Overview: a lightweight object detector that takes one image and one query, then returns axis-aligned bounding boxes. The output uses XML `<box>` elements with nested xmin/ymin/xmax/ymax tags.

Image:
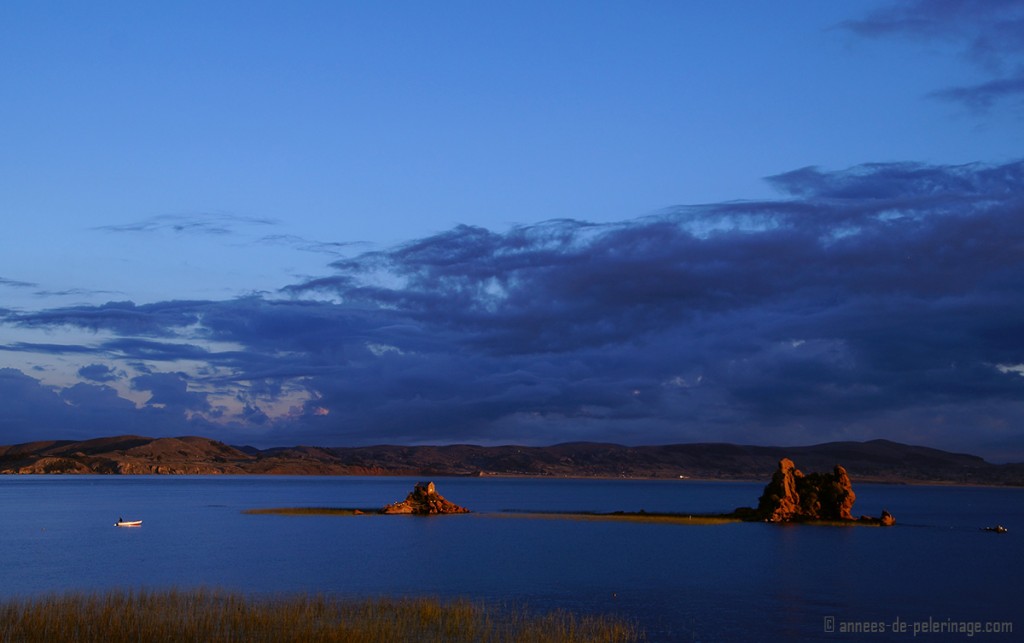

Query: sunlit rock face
<box><xmin>755</xmin><ymin>458</ymin><xmax>863</xmax><ymax>522</ymax></box>
<box><xmin>379</xmin><ymin>481</ymin><xmax>471</xmax><ymax>515</ymax></box>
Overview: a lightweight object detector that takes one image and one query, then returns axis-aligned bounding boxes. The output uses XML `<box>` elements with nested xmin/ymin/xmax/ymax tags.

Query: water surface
<box><xmin>1</xmin><ymin>476</ymin><xmax>1019</xmax><ymax>641</ymax></box>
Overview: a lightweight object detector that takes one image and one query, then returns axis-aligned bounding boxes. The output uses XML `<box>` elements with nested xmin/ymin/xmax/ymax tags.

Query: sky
<box><xmin>1</xmin><ymin>1</ymin><xmax>1023</xmax><ymax>460</ymax></box>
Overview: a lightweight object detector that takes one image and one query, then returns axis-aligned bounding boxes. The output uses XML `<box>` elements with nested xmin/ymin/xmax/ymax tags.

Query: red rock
<box><xmin>753</xmin><ymin>458</ymin><xmax>891</xmax><ymax>524</ymax></box>
<box><xmin>379</xmin><ymin>481</ymin><xmax>470</xmax><ymax>515</ymax></box>
<box><xmin>756</xmin><ymin>458</ymin><xmax>803</xmax><ymax>522</ymax></box>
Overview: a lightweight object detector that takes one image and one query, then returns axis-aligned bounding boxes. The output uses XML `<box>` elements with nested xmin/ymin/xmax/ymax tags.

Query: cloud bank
<box><xmin>2</xmin><ymin>161</ymin><xmax>1023</xmax><ymax>459</ymax></box>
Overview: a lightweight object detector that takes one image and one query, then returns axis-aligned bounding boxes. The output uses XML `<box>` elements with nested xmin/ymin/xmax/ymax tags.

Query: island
<box><xmin>246</xmin><ymin>481</ymin><xmax>471</xmax><ymax>517</ymax></box>
<box><xmin>380</xmin><ymin>481</ymin><xmax>471</xmax><ymax>515</ymax></box>
<box><xmin>731</xmin><ymin>458</ymin><xmax>895</xmax><ymax>525</ymax></box>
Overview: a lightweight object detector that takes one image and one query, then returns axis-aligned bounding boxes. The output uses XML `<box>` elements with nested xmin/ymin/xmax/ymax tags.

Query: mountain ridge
<box><xmin>1</xmin><ymin>434</ymin><xmax>1021</xmax><ymax>485</ymax></box>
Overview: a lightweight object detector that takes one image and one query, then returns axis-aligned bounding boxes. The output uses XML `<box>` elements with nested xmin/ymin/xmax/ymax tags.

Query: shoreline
<box><xmin>6</xmin><ymin>470</ymin><xmax>1022</xmax><ymax>489</ymax></box>
<box><xmin>4</xmin><ymin>435</ymin><xmax>1021</xmax><ymax>486</ymax></box>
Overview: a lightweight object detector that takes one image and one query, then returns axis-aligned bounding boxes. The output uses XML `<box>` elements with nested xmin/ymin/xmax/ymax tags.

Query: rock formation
<box><xmin>379</xmin><ymin>481</ymin><xmax>470</xmax><ymax>515</ymax></box>
<box><xmin>752</xmin><ymin>458</ymin><xmax>892</xmax><ymax>525</ymax></box>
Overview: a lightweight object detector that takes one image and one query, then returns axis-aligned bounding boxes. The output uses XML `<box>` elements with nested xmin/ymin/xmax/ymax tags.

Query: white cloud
<box><xmin>367</xmin><ymin>342</ymin><xmax>405</xmax><ymax>357</ymax></box>
<box><xmin>997</xmin><ymin>363</ymin><xmax>1024</xmax><ymax>376</ymax></box>
<box><xmin>663</xmin><ymin>374</ymin><xmax>702</xmax><ymax>389</ymax></box>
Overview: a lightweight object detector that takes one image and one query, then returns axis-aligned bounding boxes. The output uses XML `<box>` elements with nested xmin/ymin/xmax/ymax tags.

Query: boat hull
<box><xmin>114</xmin><ymin>521</ymin><xmax>142</xmax><ymax>527</ymax></box>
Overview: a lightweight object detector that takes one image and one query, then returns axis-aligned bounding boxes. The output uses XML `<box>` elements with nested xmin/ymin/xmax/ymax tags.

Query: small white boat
<box><xmin>114</xmin><ymin>520</ymin><xmax>142</xmax><ymax>527</ymax></box>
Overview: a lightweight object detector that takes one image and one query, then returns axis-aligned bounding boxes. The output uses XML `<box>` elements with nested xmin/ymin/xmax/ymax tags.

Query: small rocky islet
<box><xmin>378</xmin><ymin>481</ymin><xmax>471</xmax><ymax>515</ymax></box>
<box><xmin>730</xmin><ymin>457</ymin><xmax>895</xmax><ymax>525</ymax></box>
<box><xmin>244</xmin><ymin>480</ymin><xmax>471</xmax><ymax>517</ymax></box>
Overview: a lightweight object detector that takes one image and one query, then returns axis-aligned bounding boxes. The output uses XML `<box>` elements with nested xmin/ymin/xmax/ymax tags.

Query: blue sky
<box><xmin>2</xmin><ymin>1</ymin><xmax>1023</xmax><ymax>459</ymax></box>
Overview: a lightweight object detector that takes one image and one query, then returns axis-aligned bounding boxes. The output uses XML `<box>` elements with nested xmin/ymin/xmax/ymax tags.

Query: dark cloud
<box><xmin>3</xmin><ymin>300</ymin><xmax>207</xmax><ymax>336</ymax></box>
<box><xmin>843</xmin><ymin>0</ymin><xmax>1024</xmax><ymax>111</ymax></box>
<box><xmin>0</xmin><ymin>368</ymin><xmax>73</xmax><ymax>440</ymax></box>
<box><xmin>765</xmin><ymin>161</ymin><xmax>1024</xmax><ymax>200</ymax></box>
<box><xmin>0</xmin><ymin>369</ymin><xmax>195</xmax><ymax>443</ymax></box>
<box><xmin>32</xmin><ymin>288</ymin><xmax>124</xmax><ymax>299</ymax></box>
<box><xmin>256</xmin><ymin>233</ymin><xmax>369</xmax><ymax>256</ymax></box>
<box><xmin>842</xmin><ymin>0</ymin><xmax>1024</xmax><ymax>62</ymax></box>
<box><xmin>0</xmin><ymin>277</ymin><xmax>37</xmax><ymax>288</ymax></box>
<box><xmin>131</xmin><ymin>372</ymin><xmax>211</xmax><ymax>412</ymax></box>
<box><xmin>276</xmin><ymin>160</ymin><xmax>1024</xmax><ymax>456</ymax></box>
<box><xmin>77</xmin><ymin>364</ymin><xmax>121</xmax><ymax>383</ymax></box>
<box><xmin>0</xmin><ymin>342</ymin><xmax>101</xmax><ymax>355</ymax></box>
<box><xmin>61</xmin><ymin>382</ymin><xmax>137</xmax><ymax>413</ymax></box>
<box><xmin>101</xmin><ymin>338</ymin><xmax>213</xmax><ymax>363</ymax></box>
<box><xmin>929</xmin><ymin>74</ymin><xmax>1024</xmax><ymax>110</ymax></box>
<box><xmin>1</xmin><ymin>160</ymin><xmax>1023</xmax><ymax>460</ymax></box>
<box><xmin>238</xmin><ymin>402</ymin><xmax>270</xmax><ymax>426</ymax></box>
<box><xmin>95</xmin><ymin>213</ymin><xmax>278</xmax><ymax>236</ymax></box>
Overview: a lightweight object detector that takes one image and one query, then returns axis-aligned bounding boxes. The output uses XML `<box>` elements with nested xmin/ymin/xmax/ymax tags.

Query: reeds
<box><xmin>243</xmin><ymin>506</ymin><xmax>742</xmax><ymax>524</ymax></box>
<box><xmin>495</xmin><ymin>511</ymin><xmax>742</xmax><ymax>525</ymax></box>
<box><xmin>0</xmin><ymin>589</ymin><xmax>644</xmax><ymax>642</ymax></box>
<box><xmin>242</xmin><ymin>507</ymin><xmax>369</xmax><ymax>515</ymax></box>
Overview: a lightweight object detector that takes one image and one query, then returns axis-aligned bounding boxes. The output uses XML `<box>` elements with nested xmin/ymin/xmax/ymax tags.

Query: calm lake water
<box><xmin>0</xmin><ymin>476</ymin><xmax>1020</xmax><ymax>641</ymax></box>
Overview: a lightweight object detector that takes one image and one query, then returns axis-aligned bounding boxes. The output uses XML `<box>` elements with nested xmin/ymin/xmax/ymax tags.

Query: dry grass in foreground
<box><xmin>0</xmin><ymin>588</ymin><xmax>644</xmax><ymax>643</ymax></box>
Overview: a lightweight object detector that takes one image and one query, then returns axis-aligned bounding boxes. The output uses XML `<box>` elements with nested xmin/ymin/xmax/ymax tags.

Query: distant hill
<box><xmin>1</xmin><ymin>435</ymin><xmax>1021</xmax><ymax>485</ymax></box>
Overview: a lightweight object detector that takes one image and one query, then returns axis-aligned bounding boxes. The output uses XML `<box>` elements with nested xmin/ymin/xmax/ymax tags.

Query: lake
<box><xmin>0</xmin><ymin>476</ymin><xmax>1019</xmax><ymax>641</ymax></box>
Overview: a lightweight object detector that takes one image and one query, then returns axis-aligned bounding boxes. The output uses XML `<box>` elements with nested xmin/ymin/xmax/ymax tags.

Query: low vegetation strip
<box><xmin>0</xmin><ymin>589</ymin><xmax>644</xmax><ymax>643</ymax></box>
<box><xmin>500</xmin><ymin>511</ymin><xmax>743</xmax><ymax>525</ymax></box>
<box><xmin>242</xmin><ymin>507</ymin><xmax>369</xmax><ymax>516</ymax></box>
<box><xmin>243</xmin><ymin>506</ymin><xmax>740</xmax><ymax>524</ymax></box>
<box><xmin>243</xmin><ymin>506</ymin><xmax>891</xmax><ymax>527</ymax></box>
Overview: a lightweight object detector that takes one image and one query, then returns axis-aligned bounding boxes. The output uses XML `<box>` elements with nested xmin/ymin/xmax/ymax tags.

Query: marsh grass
<box><xmin>243</xmin><ymin>506</ymin><xmax>741</xmax><ymax>525</ymax></box>
<box><xmin>0</xmin><ymin>589</ymin><xmax>643</xmax><ymax>642</ymax></box>
<box><xmin>242</xmin><ymin>507</ymin><xmax>372</xmax><ymax>516</ymax></box>
<box><xmin>496</xmin><ymin>511</ymin><xmax>743</xmax><ymax>525</ymax></box>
